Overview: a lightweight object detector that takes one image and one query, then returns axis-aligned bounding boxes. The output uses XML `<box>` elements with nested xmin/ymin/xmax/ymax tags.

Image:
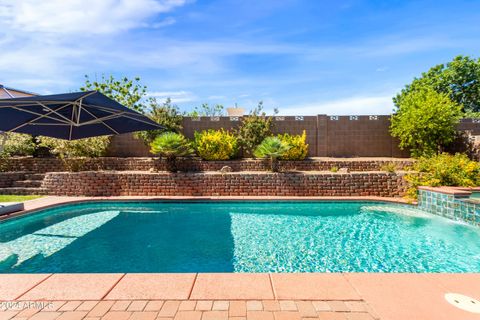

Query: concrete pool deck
<box><xmin>2</xmin><ymin>196</ymin><xmax>480</xmax><ymax>320</ymax></box>
<box><xmin>2</xmin><ymin>273</ymin><xmax>480</xmax><ymax>320</ymax></box>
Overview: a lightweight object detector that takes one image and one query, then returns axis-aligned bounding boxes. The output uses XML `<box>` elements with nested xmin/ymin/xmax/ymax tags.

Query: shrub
<box><xmin>278</xmin><ymin>131</ymin><xmax>308</xmax><ymax>160</ymax></box>
<box><xmin>236</xmin><ymin>102</ymin><xmax>276</xmax><ymax>157</ymax></box>
<box><xmin>136</xmin><ymin>97</ymin><xmax>184</xmax><ymax>144</ymax></box>
<box><xmin>0</xmin><ymin>133</ymin><xmax>36</xmax><ymax>156</ymax></box>
<box><xmin>405</xmin><ymin>153</ymin><xmax>480</xmax><ymax>199</ymax></box>
<box><xmin>330</xmin><ymin>166</ymin><xmax>339</xmax><ymax>173</ymax></box>
<box><xmin>39</xmin><ymin>136</ymin><xmax>111</xmax><ymax>158</ymax></box>
<box><xmin>253</xmin><ymin>137</ymin><xmax>291</xmax><ymax>172</ymax></box>
<box><xmin>194</xmin><ymin>129</ymin><xmax>238</xmax><ymax>160</ymax></box>
<box><xmin>390</xmin><ymin>86</ymin><xmax>462</xmax><ymax>157</ymax></box>
<box><xmin>150</xmin><ymin>132</ymin><xmax>194</xmax><ymax>172</ymax></box>
<box><xmin>380</xmin><ymin>162</ymin><xmax>397</xmax><ymax>173</ymax></box>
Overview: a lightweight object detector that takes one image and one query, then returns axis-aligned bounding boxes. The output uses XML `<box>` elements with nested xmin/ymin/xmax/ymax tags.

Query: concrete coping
<box><xmin>418</xmin><ymin>186</ymin><xmax>480</xmax><ymax>197</ymax></box>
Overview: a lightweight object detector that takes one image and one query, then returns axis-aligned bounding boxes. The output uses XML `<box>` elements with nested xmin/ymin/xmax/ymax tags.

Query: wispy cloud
<box><xmin>148</xmin><ymin>90</ymin><xmax>197</xmax><ymax>103</ymax></box>
<box><xmin>0</xmin><ymin>0</ymin><xmax>188</xmax><ymax>34</ymax></box>
<box><xmin>279</xmin><ymin>95</ymin><xmax>395</xmax><ymax>116</ymax></box>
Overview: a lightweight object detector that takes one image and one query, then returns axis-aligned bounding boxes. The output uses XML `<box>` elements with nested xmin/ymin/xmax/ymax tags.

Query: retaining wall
<box><xmin>3</xmin><ymin>157</ymin><xmax>414</xmax><ymax>173</ymax></box>
<box><xmin>42</xmin><ymin>171</ymin><xmax>407</xmax><ymax>197</ymax></box>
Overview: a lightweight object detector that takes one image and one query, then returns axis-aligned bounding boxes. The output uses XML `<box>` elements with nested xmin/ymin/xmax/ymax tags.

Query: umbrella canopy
<box><xmin>0</xmin><ymin>91</ymin><xmax>162</xmax><ymax>140</ymax></box>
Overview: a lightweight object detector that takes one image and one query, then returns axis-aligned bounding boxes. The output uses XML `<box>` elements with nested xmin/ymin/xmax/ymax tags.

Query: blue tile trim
<box><xmin>418</xmin><ymin>189</ymin><xmax>480</xmax><ymax>226</ymax></box>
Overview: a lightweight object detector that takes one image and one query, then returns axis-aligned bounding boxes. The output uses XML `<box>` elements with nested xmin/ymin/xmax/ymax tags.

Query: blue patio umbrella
<box><xmin>0</xmin><ymin>91</ymin><xmax>162</xmax><ymax>140</ymax></box>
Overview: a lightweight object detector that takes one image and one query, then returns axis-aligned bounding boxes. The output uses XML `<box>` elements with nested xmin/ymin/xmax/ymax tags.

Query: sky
<box><xmin>1</xmin><ymin>0</ymin><xmax>479</xmax><ymax>115</ymax></box>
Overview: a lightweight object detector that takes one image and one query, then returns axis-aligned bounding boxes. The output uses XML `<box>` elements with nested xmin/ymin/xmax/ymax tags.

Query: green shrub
<box><xmin>194</xmin><ymin>129</ymin><xmax>238</xmax><ymax>160</ymax></box>
<box><xmin>236</xmin><ymin>102</ymin><xmax>276</xmax><ymax>157</ymax></box>
<box><xmin>330</xmin><ymin>166</ymin><xmax>339</xmax><ymax>173</ymax></box>
<box><xmin>405</xmin><ymin>153</ymin><xmax>480</xmax><ymax>199</ymax></box>
<box><xmin>254</xmin><ymin>137</ymin><xmax>291</xmax><ymax>172</ymax></box>
<box><xmin>1</xmin><ymin>133</ymin><xmax>36</xmax><ymax>156</ymax></box>
<box><xmin>39</xmin><ymin>136</ymin><xmax>111</xmax><ymax>158</ymax></box>
<box><xmin>380</xmin><ymin>162</ymin><xmax>397</xmax><ymax>173</ymax></box>
<box><xmin>390</xmin><ymin>86</ymin><xmax>462</xmax><ymax>157</ymax></box>
<box><xmin>150</xmin><ymin>132</ymin><xmax>194</xmax><ymax>172</ymax></box>
<box><xmin>278</xmin><ymin>131</ymin><xmax>308</xmax><ymax>160</ymax></box>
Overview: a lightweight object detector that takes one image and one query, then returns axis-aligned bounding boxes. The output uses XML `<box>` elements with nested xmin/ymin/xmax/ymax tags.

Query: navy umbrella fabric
<box><xmin>0</xmin><ymin>91</ymin><xmax>162</xmax><ymax>140</ymax></box>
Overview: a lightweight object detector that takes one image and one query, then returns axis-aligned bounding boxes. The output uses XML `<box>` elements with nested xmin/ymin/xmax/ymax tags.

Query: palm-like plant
<box><xmin>253</xmin><ymin>137</ymin><xmax>291</xmax><ymax>172</ymax></box>
<box><xmin>150</xmin><ymin>132</ymin><xmax>194</xmax><ymax>172</ymax></box>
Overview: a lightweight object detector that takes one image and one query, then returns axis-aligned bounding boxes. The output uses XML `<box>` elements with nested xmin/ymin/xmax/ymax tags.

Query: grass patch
<box><xmin>0</xmin><ymin>195</ymin><xmax>43</xmax><ymax>202</ymax></box>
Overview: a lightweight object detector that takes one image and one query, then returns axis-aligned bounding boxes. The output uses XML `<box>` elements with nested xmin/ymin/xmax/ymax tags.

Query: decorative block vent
<box><xmin>275</xmin><ymin>116</ymin><xmax>285</xmax><ymax>121</ymax></box>
<box><xmin>369</xmin><ymin>115</ymin><xmax>378</xmax><ymax>120</ymax></box>
<box><xmin>229</xmin><ymin>116</ymin><xmax>239</xmax><ymax>121</ymax></box>
<box><xmin>330</xmin><ymin>116</ymin><xmax>339</xmax><ymax>121</ymax></box>
<box><xmin>295</xmin><ymin>116</ymin><xmax>304</xmax><ymax>121</ymax></box>
<box><xmin>210</xmin><ymin>116</ymin><xmax>220</xmax><ymax>121</ymax></box>
<box><xmin>349</xmin><ymin>116</ymin><xmax>358</xmax><ymax>121</ymax></box>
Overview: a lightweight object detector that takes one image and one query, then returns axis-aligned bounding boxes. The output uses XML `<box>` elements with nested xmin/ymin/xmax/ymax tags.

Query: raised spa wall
<box><xmin>418</xmin><ymin>186</ymin><xmax>480</xmax><ymax>226</ymax></box>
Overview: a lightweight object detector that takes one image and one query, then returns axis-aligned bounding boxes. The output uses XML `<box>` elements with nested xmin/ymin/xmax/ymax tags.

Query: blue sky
<box><xmin>1</xmin><ymin>0</ymin><xmax>479</xmax><ymax>115</ymax></box>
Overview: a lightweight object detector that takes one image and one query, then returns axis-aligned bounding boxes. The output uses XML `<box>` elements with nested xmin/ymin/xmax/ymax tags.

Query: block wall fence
<box><xmin>107</xmin><ymin>115</ymin><xmax>480</xmax><ymax>158</ymax></box>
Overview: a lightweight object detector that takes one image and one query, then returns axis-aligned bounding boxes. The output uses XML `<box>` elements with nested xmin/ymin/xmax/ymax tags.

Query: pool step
<box><xmin>24</xmin><ymin>173</ymin><xmax>46</xmax><ymax>181</ymax></box>
<box><xmin>2</xmin><ymin>173</ymin><xmax>47</xmax><ymax>195</ymax></box>
<box><xmin>12</xmin><ymin>180</ymin><xmax>43</xmax><ymax>188</ymax></box>
<box><xmin>0</xmin><ymin>187</ymin><xmax>48</xmax><ymax>195</ymax></box>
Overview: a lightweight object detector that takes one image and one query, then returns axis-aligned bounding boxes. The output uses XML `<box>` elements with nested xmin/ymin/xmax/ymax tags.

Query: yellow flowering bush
<box><xmin>278</xmin><ymin>130</ymin><xmax>309</xmax><ymax>160</ymax></box>
<box><xmin>405</xmin><ymin>153</ymin><xmax>480</xmax><ymax>199</ymax></box>
<box><xmin>194</xmin><ymin>129</ymin><xmax>238</xmax><ymax>160</ymax></box>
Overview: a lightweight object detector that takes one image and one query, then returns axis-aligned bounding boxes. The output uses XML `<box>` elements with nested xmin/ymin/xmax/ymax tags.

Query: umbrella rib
<box><xmin>69</xmin><ymin>103</ymin><xmax>76</xmax><ymax>140</ymax></box>
<box><xmin>78</xmin><ymin>112</ymin><xmax>126</xmax><ymax>126</ymax></box>
<box><xmin>36</xmin><ymin>102</ymin><xmax>76</xmax><ymax>124</ymax></box>
<box><xmin>80</xmin><ymin>107</ymin><xmax>120</xmax><ymax>135</ymax></box>
<box><xmin>121</xmin><ymin>114</ymin><xmax>162</xmax><ymax>127</ymax></box>
<box><xmin>6</xmin><ymin>106</ymin><xmax>71</xmax><ymax>124</ymax></box>
<box><xmin>8</xmin><ymin>104</ymin><xmax>73</xmax><ymax>132</ymax></box>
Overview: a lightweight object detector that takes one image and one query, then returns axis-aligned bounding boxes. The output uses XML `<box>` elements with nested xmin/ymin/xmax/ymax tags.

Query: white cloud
<box><xmin>148</xmin><ymin>90</ymin><xmax>197</xmax><ymax>103</ymax></box>
<box><xmin>279</xmin><ymin>95</ymin><xmax>395</xmax><ymax>116</ymax></box>
<box><xmin>0</xmin><ymin>0</ymin><xmax>188</xmax><ymax>34</ymax></box>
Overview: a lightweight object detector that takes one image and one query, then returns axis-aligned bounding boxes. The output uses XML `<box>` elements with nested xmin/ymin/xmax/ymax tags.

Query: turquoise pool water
<box><xmin>1</xmin><ymin>201</ymin><xmax>480</xmax><ymax>273</ymax></box>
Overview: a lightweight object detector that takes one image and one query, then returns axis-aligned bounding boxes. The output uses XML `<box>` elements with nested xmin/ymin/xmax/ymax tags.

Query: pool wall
<box><xmin>418</xmin><ymin>186</ymin><xmax>480</xmax><ymax>226</ymax></box>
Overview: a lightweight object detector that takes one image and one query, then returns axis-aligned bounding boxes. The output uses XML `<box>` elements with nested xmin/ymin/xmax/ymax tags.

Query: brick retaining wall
<box><xmin>4</xmin><ymin>157</ymin><xmax>414</xmax><ymax>173</ymax></box>
<box><xmin>0</xmin><ymin>172</ymin><xmax>25</xmax><ymax>187</ymax></box>
<box><xmin>42</xmin><ymin>171</ymin><xmax>407</xmax><ymax>197</ymax></box>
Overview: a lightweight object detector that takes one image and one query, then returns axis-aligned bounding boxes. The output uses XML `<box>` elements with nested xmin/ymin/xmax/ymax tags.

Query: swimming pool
<box><xmin>1</xmin><ymin>201</ymin><xmax>480</xmax><ymax>273</ymax></box>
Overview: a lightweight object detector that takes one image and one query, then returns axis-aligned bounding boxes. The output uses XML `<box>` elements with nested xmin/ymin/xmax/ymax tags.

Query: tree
<box><xmin>394</xmin><ymin>55</ymin><xmax>480</xmax><ymax>113</ymax></box>
<box><xmin>390</xmin><ymin>86</ymin><xmax>462</xmax><ymax>157</ymax></box>
<box><xmin>81</xmin><ymin>74</ymin><xmax>147</xmax><ymax>113</ymax></box>
<box><xmin>190</xmin><ymin>103</ymin><xmax>225</xmax><ymax>117</ymax></box>
<box><xmin>136</xmin><ymin>98</ymin><xmax>184</xmax><ymax>144</ymax></box>
<box><xmin>235</xmin><ymin>102</ymin><xmax>277</xmax><ymax>157</ymax></box>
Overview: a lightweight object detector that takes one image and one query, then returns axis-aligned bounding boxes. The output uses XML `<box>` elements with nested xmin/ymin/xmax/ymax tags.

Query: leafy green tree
<box><xmin>136</xmin><ymin>98</ymin><xmax>184</xmax><ymax>144</ymax></box>
<box><xmin>254</xmin><ymin>137</ymin><xmax>291</xmax><ymax>172</ymax></box>
<box><xmin>394</xmin><ymin>55</ymin><xmax>480</xmax><ymax>113</ymax></box>
<box><xmin>390</xmin><ymin>86</ymin><xmax>462</xmax><ymax>157</ymax></box>
<box><xmin>81</xmin><ymin>74</ymin><xmax>147</xmax><ymax>112</ymax></box>
<box><xmin>235</xmin><ymin>102</ymin><xmax>277</xmax><ymax>157</ymax></box>
<box><xmin>190</xmin><ymin>103</ymin><xmax>225</xmax><ymax>117</ymax></box>
<box><xmin>150</xmin><ymin>132</ymin><xmax>194</xmax><ymax>172</ymax></box>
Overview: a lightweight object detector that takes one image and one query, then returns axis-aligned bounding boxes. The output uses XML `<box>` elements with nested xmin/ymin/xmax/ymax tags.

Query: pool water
<box><xmin>1</xmin><ymin>201</ymin><xmax>480</xmax><ymax>273</ymax></box>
